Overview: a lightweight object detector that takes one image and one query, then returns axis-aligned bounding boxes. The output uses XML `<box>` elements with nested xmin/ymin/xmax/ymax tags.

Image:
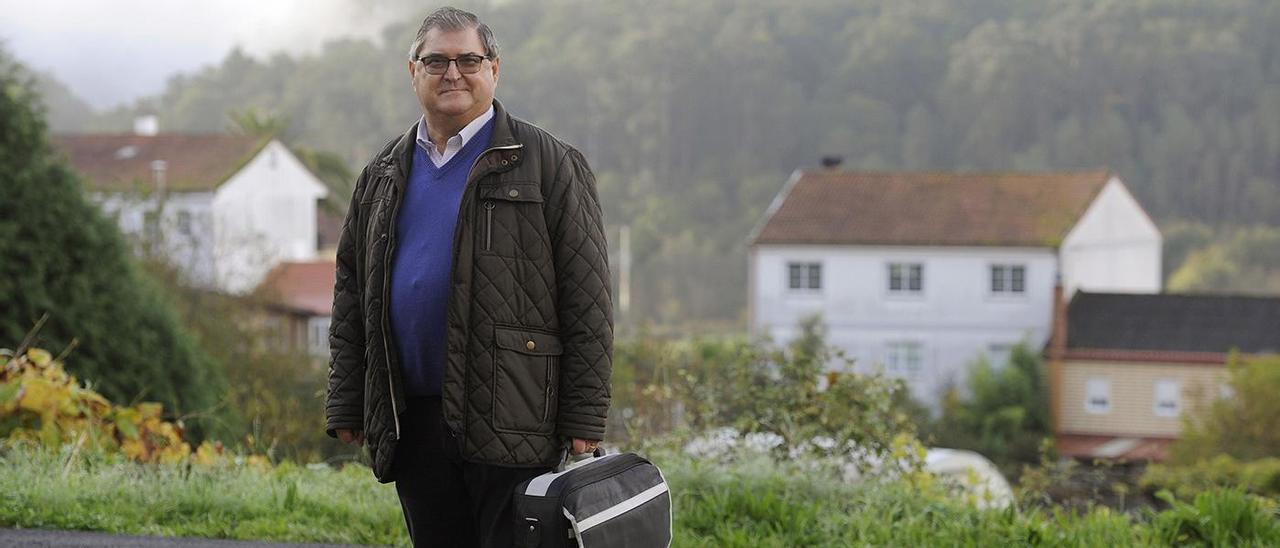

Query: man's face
<box><xmin>409</xmin><ymin>26</ymin><xmax>499</xmax><ymax>124</ymax></box>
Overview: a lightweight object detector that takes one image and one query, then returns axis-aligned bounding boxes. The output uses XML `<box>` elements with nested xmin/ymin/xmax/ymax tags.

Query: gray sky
<box><xmin>0</xmin><ymin>0</ymin><xmax>404</xmax><ymax>110</ymax></box>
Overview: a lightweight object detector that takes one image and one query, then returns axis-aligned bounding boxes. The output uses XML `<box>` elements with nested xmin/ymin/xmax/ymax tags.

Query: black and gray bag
<box><xmin>513</xmin><ymin>449</ymin><xmax>672</xmax><ymax>547</ymax></box>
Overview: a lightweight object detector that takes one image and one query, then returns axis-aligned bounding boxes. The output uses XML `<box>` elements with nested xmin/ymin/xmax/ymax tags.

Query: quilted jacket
<box><xmin>324</xmin><ymin>100</ymin><xmax>614</xmax><ymax>482</ymax></box>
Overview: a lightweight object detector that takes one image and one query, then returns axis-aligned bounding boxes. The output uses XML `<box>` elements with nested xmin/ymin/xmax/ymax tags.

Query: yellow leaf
<box><xmin>26</xmin><ymin>348</ymin><xmax>52</xmax><ymax>367</ymax></box>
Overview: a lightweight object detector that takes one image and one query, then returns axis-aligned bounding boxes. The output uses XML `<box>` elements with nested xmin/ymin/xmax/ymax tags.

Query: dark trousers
<box><xmin>393</xmin><ymin>396</ymin><xmax>551</xmax><ymax>548</ymax></box>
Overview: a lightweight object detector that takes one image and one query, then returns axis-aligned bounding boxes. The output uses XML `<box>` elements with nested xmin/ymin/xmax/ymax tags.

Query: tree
<box><xmin>0</xmin><ymin>49</ymin><xmax>225</xmax><ymax>434</ymax></box>
<box><xmin>1173</xmin><ymin>354</ymin><xmax>1280</xmax><ymax>463</ymax></box>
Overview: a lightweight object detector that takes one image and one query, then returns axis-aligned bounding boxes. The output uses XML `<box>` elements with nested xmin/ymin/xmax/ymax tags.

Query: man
<box><xmin>324</xmin><ymin>7</ymin><xmax>613</xmax><ymax>546</ymax></box>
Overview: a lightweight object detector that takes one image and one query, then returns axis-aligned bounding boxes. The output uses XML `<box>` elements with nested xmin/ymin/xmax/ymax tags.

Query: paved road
<box><xmin>0</xmin><ymin>529</ymin><xmax>381</xmax><ymax>547</ymax></box>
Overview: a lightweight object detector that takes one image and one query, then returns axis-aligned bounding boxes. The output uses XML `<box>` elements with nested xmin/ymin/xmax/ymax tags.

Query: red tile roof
<box><xmin>255</xmin><ymin>260</ymin><xmax>336</xmax><ymax>316</ymax></box>
<box><xmin>751</xmin><ymin>170</ymin><xmax>1114</xmax><ymax>247</ymax></box>
<box><xmin>52</xmin><ymin>133</ymin><xmax>269</xmax><ymax>192</ymax></box>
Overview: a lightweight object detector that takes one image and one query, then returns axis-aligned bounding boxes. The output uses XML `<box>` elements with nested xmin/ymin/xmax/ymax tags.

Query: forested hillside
<box><xmin>48</xmin><ymin>0</ymin><xmax>1280</xmax><ymax>328</ymax></box>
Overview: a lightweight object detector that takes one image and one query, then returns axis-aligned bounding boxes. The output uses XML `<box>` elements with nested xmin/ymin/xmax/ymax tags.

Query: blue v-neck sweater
<box><xmin>389</xmin><ymin>120</ymin><xmax>494</xmax><ymax>397</ymax></box>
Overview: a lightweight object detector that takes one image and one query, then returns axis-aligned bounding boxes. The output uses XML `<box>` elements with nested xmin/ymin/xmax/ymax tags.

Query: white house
<box><xmin>748</xmin><ymin>169</ymin><xmax>1162</xmax><ymax>406</ymax></box>
<box><xmin>54</xmin><ymin>131</ymin><xmax>329</xmax><ymax>294</ymax></box>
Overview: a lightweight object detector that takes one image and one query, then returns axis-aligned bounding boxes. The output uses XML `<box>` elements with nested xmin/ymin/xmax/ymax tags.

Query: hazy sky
<box><xmin>0</xmin><ymin>0</ymin><xmax>404</xmax><ymax>110</ymax></box>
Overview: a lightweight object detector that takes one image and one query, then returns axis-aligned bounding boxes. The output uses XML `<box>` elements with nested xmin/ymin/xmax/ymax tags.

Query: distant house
<box><xmin>748</xmin><ymin>169</ymin><xmax>1161</xmax><ymax>406</ymax></box>
<box><xmin>1049</xmin><ymin>292</ymin><xmax>1280</xmax><ymax>462</ymax></box>
<box><xmin>54</xmin><ymin>126</ymin><xmax>329</xmax><ymax>294</ymax></box>
<box><xmin>254</xmin><ymin>259</ymin><xmax>336</xmax><ymax>360</ymax></box>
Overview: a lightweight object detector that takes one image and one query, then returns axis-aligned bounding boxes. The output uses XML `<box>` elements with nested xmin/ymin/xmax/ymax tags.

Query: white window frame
<box><xmin>1085</xmin><ymin>377</ymin><xmax>1111</xmax><ymax>414</ymax></box>
<box><xmin>989</xmin><ymin>264</ymin><xmax>1027</xmax><ymax>295</ymax></box>
<box><xmin>1154</xmin><ymin>379</ymin><xmax>1181</xmax><ymax>418</ymax></box>
<box><xmin>786</xmin><ymin>261</ymin><xmax>822</xmax><ymax>292</ymax></box>
<box><xmin>887</xmin><ymin>262</ymin><xmax>924</xmax><ymax>295</ymax></box>
<box><xmin>885</xmin><ymin>341</ymin><xmax>924</xmax><ymax>378</ymax></box>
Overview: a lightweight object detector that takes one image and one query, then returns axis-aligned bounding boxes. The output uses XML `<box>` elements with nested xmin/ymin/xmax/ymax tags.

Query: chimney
<box><xmin>1048</xmin><ymin>272</ymin><xmax>1068</xmax><ymax>436</ymax></box>
<box><xmin>134</xmin><ymin>115</ymin><xmax>159</xmax><ymax>136</ymax></box>
<box><xmin>820</xmin><ymin>155</ymin><xmax>844</xmax><ymax>169</ymax></box>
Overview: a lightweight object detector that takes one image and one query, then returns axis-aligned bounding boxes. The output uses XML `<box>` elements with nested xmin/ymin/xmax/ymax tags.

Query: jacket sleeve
<box><xmin>325</xmin><ymin>167</ymin><xmax>369</xmax><ymax>437</ymax></box>
<box><xmin>547</xmin><ymin>148</ymin><xmax>614</xmax><ymax>442</ymax></box>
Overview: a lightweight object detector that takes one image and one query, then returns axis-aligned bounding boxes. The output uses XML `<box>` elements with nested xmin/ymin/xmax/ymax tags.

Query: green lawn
<box><xmin>1</xmin><ymin>445</ymin><xmax>1276</xmax><ymax>547</ymax></box>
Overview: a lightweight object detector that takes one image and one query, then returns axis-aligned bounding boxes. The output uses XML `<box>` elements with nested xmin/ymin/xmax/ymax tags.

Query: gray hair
<box><xmin>408</xmin><ymin>7</ymin><xmax>500</xmax><ymax>61</ymax></box>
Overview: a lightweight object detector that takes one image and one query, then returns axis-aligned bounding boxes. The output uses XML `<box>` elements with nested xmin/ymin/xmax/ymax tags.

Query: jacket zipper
<box><xmin>381</xmin><ymin>179</ymin><xmax>403</xmax><ymax>440</ymax></box>
<box><xmin>442</xmin><ymin>143</ymin><xmax>523</xmax><ymax>438</ymax></box>
<box><xmin>483</xmin><ymin>201</ymin><xmax>495</xmax><ymax>251</ymax></box>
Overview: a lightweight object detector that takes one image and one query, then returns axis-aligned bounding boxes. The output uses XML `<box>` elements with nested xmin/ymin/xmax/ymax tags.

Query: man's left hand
<box><xmin>571</xmin><ymin>438</ymin><xmax>600</xmax><ymax>455</ymax></box>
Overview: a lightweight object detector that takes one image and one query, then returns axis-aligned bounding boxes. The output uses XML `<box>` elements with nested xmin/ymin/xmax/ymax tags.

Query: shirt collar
<box><xmin>415</xmin><ymin>104</ymin><xmax>496</xmax><ymax>153</ymax></box>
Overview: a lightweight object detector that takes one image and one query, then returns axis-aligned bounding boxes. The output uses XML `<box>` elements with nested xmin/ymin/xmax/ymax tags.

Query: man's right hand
<box><xmin>337</xmin><ymin>429</ymin><xmax>365</xmax><ymax>445</ymax></box>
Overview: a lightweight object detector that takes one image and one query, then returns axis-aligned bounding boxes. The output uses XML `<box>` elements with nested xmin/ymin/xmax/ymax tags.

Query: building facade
<box><xmin>749</xmin><ymin>170</ymin><xmax>1161</xmax><ymax>406</ymax></box>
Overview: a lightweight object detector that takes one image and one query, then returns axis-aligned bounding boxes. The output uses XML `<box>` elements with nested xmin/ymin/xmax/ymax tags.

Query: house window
<box><xmin>177</xmin><ymin>210</ymin><xmax>192</xmax><ymax>235</ymax></box>
<box><xmin>1154</xmin><ymin>379</ymin><xmax>1181</xmax><ymax>417</ymax></box>
<box><xmin>1085</xmin><ymin>377</ymin><xmax>1111</xmax><ymax>414</ymax></box>
<box><xmin>787</xmin><ymin>262</ymin><xmax>822</xmax><ymax>291</ymax></box>
<box><xmin>886</xmin><ymin>342</ymin><xmax>924</xmax><ymax>377</ymax></box>
<box><xmin>888</xmin><ymin>263</ymin><xmax>923</xmax><ymax>294</ymax></box>
<box><xmin>991</xmin><ymin>265</ymin><xmax>1026</xmax><ymax>294</ymax></box>
<box><xmin>308</xmin><ymin>316</ymin><xmax>332</xmax><ymax>358</ymax></box>
<box><xmin>987</xmin><ymin>343</ymin><xmax>1013</xmax><ymax>368</ymax></box>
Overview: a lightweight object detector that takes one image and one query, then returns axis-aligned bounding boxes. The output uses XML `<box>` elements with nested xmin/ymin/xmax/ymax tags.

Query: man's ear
<box><xmin>491</xmin><ymin>57</ymin><xmax>501</xmax><ymax>84</ymax></box>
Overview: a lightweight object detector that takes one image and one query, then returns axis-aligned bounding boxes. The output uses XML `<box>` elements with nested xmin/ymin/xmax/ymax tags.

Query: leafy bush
<box><xmin>1174</xmin><ymin>353</ymin><xmax>1280</xmax><ymax>463</ymax></box>
<box><xmin>0</xmin><ymin>50</ymin><xmax>224</xmax><ymax>428</ymax></box>
<box><xmin>927</xmin><ymin>343</ymin><xmax>1051</xmax><ymax>478</ymax></box>
<box><xmin>0</xmin><ymin>346</ymin><xmax>265</xmax><ymax>468</ymax></box>
<box><xmin>611</xmin><ymin>315</ymin><xmax>919</xmax><ymax>465</ymax></box>
<box><xmin>1142</xmin><ymin>455</ymin><xmax>1280</xmax><ymax>500</ymax></box>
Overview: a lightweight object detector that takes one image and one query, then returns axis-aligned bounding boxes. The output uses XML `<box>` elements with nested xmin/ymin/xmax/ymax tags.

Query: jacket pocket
<box><xmin>492</xmin><ymin>324</ymin><xmax>563</xmax><ymax>434</ymax></box>
<box><xmin>477</xmin><ymin>181</ymin><xmax>546</xmax><ymax>260</ymax></box>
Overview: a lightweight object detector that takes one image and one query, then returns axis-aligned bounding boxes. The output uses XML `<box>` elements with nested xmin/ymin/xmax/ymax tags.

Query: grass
<box><xmin>0</xmin><ymin>445</ymin><xmax>407</xmax><ymax>546</ymax></box>
<box><xmin>1</xmin><ymin>444</ymin><xmax>1276</xmax><ymax>546</ymax></box>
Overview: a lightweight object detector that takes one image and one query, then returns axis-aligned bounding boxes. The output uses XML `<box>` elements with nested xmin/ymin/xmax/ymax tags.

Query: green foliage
<box><xmin>1142</xmin><ymin>456</ymin><xmax>1280</xmax><ymax>500</ymax></box>
<box><xmin>0</xmin><ymin>444</ymin><xmax>405</xmax><ymax>545</ymax></box>
<box><xmin>1173</xmin><ymin>354</ymin><xmax>1280</xmax><ymax>463</ymax></box>
<box><xmin>1167</xmin><ymin>225</ymin><xmax>1280</xmax><ymax>295</ymax></box>
<box><xmin>0</xmin><ymin>49</ymin><xmax>225</xmax><ymax>434</ymax></box>
<box><xmin>928</xmin><ymin>343</ymin><xmax>1051</xmax><ymax>478</ymax></box>
<box><xmin>2</xmin><ymin>442</ymin><xmax>1278</xmax><ymax>546</ymax></box>
<box><xmin>611</xmin><ymin>316</ymin><xmax>918</xmax><ymax>463</ymax></box>
<box><xmin>143</xmin><ymin>262</ymin><xmax>351</xmax><ymax>464</ymax></box>
<box><xmin>1150</xmin><ymin>489</ymin><xmax>1280</xmax><ymax>547</ymax></box>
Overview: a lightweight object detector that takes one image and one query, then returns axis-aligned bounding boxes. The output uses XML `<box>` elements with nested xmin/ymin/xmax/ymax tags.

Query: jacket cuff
<box><xmin>325</xmin><ymin>415</ymin><xmax>363</xmax><ymax>438</ymax></box>
<box><xmin>557</xmin><ymin>412</ymin><xmax>607</xmax><ymax>441</ymax></box>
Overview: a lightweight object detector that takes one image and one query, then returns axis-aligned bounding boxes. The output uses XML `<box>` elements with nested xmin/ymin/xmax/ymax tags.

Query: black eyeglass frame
<box><xmin>415</xmin><ymin>53</ymin><xmax>494</xmax><ymax>75</ymax></box>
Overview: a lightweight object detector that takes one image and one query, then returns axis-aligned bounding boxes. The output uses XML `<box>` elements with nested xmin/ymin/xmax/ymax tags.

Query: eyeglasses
<box><xmin>415</xmin><ymin>53</ymin><xmax>492</xmax><ymax>75</ymax></box>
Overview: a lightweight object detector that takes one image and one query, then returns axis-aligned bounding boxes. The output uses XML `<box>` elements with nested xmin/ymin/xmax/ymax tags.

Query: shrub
<box><xmin>610</xmin><ymin>315</ymin><xmax>919</xmax><ymax>465</ymax></box>
<box><xmin>1142</xmin><ymin>455</ymin><xmax>1280</xmax><ymax>500</ymax></box>
<box><xmin>1174</xmin><ymin>353</ymin><xmax>1280</xmax><ymax>462</ymax></box>
<box><xmin>927</xmin><ymin>343</ymin><xmax>1052</xmax><ymax>478</ymax></box>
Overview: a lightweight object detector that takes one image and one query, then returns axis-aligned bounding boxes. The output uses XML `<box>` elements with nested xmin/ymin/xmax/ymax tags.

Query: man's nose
<box><xmin>443</xmin><ymin>59</ymin><xmax>464</xmax><ymax>79</ymax></box>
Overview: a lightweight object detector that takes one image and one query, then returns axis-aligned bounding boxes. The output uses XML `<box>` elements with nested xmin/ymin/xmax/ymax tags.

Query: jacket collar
<box><xmin>385</xmin><ymin>99</ymin><xmax>520</xmax><ymax>178</ymax></box>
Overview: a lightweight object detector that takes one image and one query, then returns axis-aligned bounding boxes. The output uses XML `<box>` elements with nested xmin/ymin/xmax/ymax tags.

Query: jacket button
<box><xmin>508</xmin><ymin>189</ymin><xmax>520</xmax><ymax>198</ymax></box>
<box><xmin>526</xmin><ymin>340</ymin><xmax>536</xmax><ymax>351</ymax></box>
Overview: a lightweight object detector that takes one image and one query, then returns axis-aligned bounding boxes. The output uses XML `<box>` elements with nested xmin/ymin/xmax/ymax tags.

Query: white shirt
<box><xmin>415</xmin><ymin>105</ymin><xmax>495</xmax><ymax>168</ymax></box>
